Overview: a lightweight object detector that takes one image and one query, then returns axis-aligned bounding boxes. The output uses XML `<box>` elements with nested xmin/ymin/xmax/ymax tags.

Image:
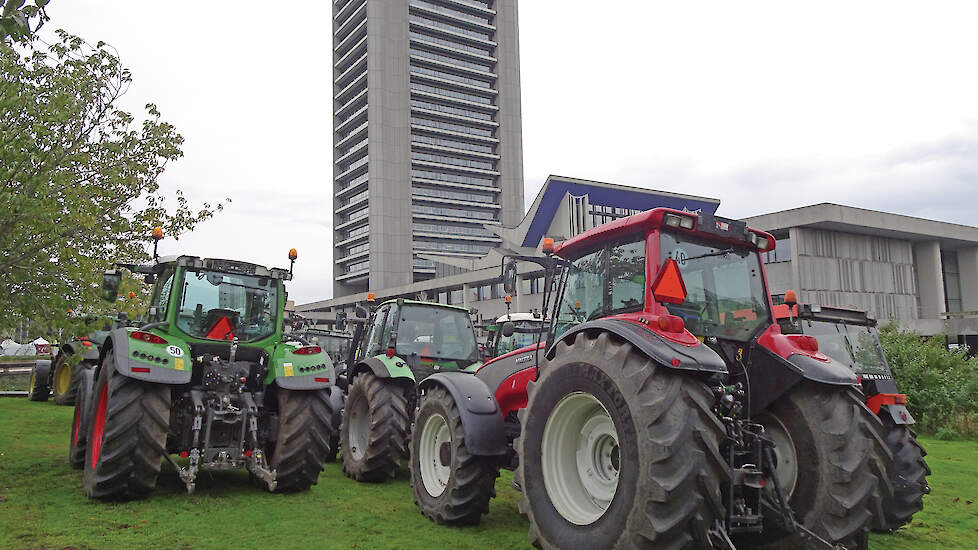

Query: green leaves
<box><xmin>0</xmin><ymin>0</ymin><xmax>47</xmax><ymax>42</ymax></box>
<box><xmin>0</xmin><ymin>31</ymin><xmax>226</xmax><ymax>338</ymax></box>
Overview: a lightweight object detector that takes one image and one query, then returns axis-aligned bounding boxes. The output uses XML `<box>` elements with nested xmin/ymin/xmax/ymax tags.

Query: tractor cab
<box><xmin>484</xmin><ymin>312</ymin><xmax>544</xmax><ymax>358</ymax></box>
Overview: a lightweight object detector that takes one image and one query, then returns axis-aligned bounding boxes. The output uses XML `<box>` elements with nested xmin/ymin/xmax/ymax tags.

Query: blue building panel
<box><xmin>521</xmin><ymin>178</ymin><xmax>721</xmax><ymax>248</ymax></box>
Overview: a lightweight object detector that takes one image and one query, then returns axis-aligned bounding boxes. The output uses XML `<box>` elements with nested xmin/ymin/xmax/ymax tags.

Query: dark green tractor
<box><xmin>340</xmin><ymin>299</ymin><xmax>482</xmax><ymax>482</ymax></box>
<box><xmin>69</xmin><ymin>235</ymin><xmax>342</xmax><ymax>499</ymax></box>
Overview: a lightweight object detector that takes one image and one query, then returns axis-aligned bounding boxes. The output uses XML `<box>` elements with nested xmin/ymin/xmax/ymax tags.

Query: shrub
<box><xmin>879</xmin><ymin>322</ymin><xmax>978</xmax><ymax>437</ymax></box>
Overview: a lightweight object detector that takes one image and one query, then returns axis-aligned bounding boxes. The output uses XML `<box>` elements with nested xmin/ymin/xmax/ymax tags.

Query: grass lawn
<box><xmin>1</xmin><ymin>399</ymin><xmax>976</xmax><ymax>549</ymax></box>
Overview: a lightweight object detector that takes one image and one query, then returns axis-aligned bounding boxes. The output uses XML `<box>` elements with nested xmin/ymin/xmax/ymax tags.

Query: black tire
<box><xmin>749</xmin><ymin>383</ymin><xmax>877</xmax><ymax>548</ymax></box>
<box><xmin>27</xmin><ymin>363</ymin><xmax>50</xmax><ymax>402</ymax></box>
<box><xmin>870</xmin><ymin>413</ymin><xmax>931</xmax><ymax>531</ymax></box>
<box><xmin>69</xmin><ymin>369</ymin><xmax>96</xmax><ymax>469</ymax></box>
<box><xmin>53</xmin><ymin>353</ymin><xmax>76</xmax><ymax>406</ymax></box>
<box><xmin>340</xmin><ymin>372</ymin><xmax>410</xmax><ymax>482</ymax></box>
<box><xmin>516</xmin><ymin>331</ymin><xmax>727</xmax><ymax>549</ymax></box>
<box><xmin>266</xmin><ymin>388</ymin><xmax>336</xmax><ymax>492</ymax></box>
<box><xmin>411</xmin><ymin>385</ymin><xmax>499</xmax><ymax>525</ymax></box>
<box><xmin>325</xmin><ymin>389</ymin><xmax>343</xmax><ymax>463</ymax></box>
<box><xmin>83</xmin><ymin>350</ymin><xmax>171</xmax><ymax>500</ymax></box>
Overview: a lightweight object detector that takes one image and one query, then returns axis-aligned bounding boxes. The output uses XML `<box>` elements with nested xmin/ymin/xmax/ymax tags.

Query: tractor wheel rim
<box><xmin>542</xmin><ymin>391</ymin><xmax>619</xmax><ymax>525</ymax></box>
<box><xmin>348</xmin><ymin>394</ymin><xmax>370</xmax><ymax>462</ymax></box>
<box><xmin>28</xmin><ymin>371</ymin><xmax>35</xmax><ymax>393</ymax></box>
<box><xmin>90</xmin><ymin>383</ymin><xmax>108</xmax><ymax>469</ymax></box>
<box><xmin>56</xmin><ymin>361</ymin><xmax>71</xmax><ymax>395</ymax></box>
<box><xmin>758</xmin><ymin>413</ymin><xmax>798</xmax><ymax>498</ymax></box>
<box><xmin>419</xmin><ymin>412</ymin><xmax>452</xmax><ymax>497</ymax></box>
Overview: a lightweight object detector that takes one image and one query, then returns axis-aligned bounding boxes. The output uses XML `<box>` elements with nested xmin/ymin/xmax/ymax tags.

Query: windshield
<box><xmin>176</xmin><ymin>269</ymin><xmax>279</xmax><ymax>342</ymax></box>
<box><xmin>395</xmin><ymin>305</ymin><xmax>478</xmax><ymax>362</ymax></box>
<box><xmin>555</xmin><ymin>238</ymin><xmax>646</xmax><ymax>339</ymax></box>
<box><xmin>494</xmin><ymin>322</ymin><xmax>543</xmax><ymax>355</ymax></box>
<box><xmin>802</xmin><ymin>320</ymin><xmax>889</xmax><ymax>376</ymax></box>
<box><xmin>660</xmin><ymin>231</ymin><xmax>769</xmax><ymax>342</ymax></box>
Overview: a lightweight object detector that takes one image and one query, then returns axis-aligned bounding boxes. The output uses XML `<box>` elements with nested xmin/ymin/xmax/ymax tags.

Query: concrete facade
<box><xmin>745</xmin><ymin>203</ymin><xmax>978</xmax><ymax>340</ymax></box>
<box><xmin>332</xmin><ymin>0</ymin><xmax>525</xmax><ymax>298</ymax></box>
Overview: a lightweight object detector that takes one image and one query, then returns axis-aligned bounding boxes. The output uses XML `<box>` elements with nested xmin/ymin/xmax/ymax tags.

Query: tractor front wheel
<box><xmin>69</xmin><ymin>369</ymin><xmax>96</xmax><ymax>468</ymax></box>
<box><xmin>266</xmin><ymin>388</ymin><xmax>336</xmax><ymax>492</ymax></box>
<box><xmin>53</xmin><ymin>353</ymin><xmax>76</xmax><ymax>405</ymax></box>
<box><xmin>341</xmin><ymin>372</ymin><xmax>409</xmax><ymax>482</ymax></box>
<box><xmin>750</xmin><ymin>383</ymin><xmax>877</xmax><ymax>548</ymax></box>
<box><xmin>871</xmin><ymin>413</ymin><xmax>931</xmax><ymax>531</ymax></box>
<box><xmin>83</xmin><ymin>350</ymin><xmax>171</xmax><ymax>500</ymax></box>
<box><xmin>411</xmin><ymin>385</ymin><xmax>498</xmax><ymax>525</ymax></box>
<box><xmin>516</xmin><ymin>331</ymin><xmax>727</xmax><ymax>549</ymax></box>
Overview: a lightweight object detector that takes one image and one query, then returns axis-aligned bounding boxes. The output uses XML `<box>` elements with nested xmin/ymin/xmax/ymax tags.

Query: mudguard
<box><xmin>62</xmin><ymin>341</ymin><xmax>100</xmax><ymax>363</ymax></box>
<box><xmin>783</xmin><ymin>353</ymin><xmax>859</xmax><ymax>386</ymax></box>
<box><xmin>351</xmin><ymin>356</ymin><xmax>416</xmax><ymax>384</ymax></box>
<box><xmin>102</xmin><ymin>328</ymin><xmax>193</xmax><ymax>384</ymax></box>
<box><xmin>884</xmin><ymin>404</ymin><xmax>916</xmax><ymax>425</ymax></box>
<box><xmin>553</xmin><ymin>318</ymin><xmax>727</xmax><ymax>374</ymax></box>
<box><xmin>270</xmin><ymin>344</ymin><xmax>335</xmax><ymax>390</ymax></box>
<box><xmin>419</xmin><ymin>372</ymin><xmax>507</xmax><ymax>456</ymax></box>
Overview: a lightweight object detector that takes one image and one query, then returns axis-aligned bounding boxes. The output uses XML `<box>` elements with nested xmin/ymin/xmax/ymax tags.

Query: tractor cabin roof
<box><xmin>554</xmin><ymin>207</ymin><xmax>777</xmax><ymax>260</ymax></box>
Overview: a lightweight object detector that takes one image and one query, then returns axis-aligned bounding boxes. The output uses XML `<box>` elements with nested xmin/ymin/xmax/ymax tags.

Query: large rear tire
<box><xmin>411</xmin><ymin>385</ymin><xmax>498</xmax><ymax>525</ymax></box>
<box><xmin>516</xmin><ymin>331</ymin><xmax>727</xmax><ymax>549</ymax></box>
<box><xmin>340</xmin><ymin>372</ymin><xmax>409</xmax><ymax>482</ymax></box>
<box><xmin>750</xmin><ymin>383</ymin><xmax>877</xmax><ymax>548</ymax></box>
<box><xmin>870</xmin><ymin>413</ymin><xmax>931</xmax><ymax>531</ymax></box>
<box><xmin>27</xmin><ymin>363</ymin><xmax>50</xmax><ymax>402</ymax></box>
<box><xmin>83</xmin><ymin>350</ymin><xmax>171</xmax><ymax>500</ymax></box>
<box><xmin>267</xmin><ymin>388</ymin><xmax>336</xmax><ymax>492</ymax></box>
<box><xmin>69</xmin><ymin>369</ymin><xmax>96</xmax><ymax>469</ymax></box>
<box><xmin>53</xmin><ymin>353</ymin><xmax>76</xmax><ymax>406</ymax></box>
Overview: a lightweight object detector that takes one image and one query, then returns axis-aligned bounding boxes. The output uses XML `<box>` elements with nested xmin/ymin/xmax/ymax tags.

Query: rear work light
<box><xmin>663</xmin><ymin>213</ymin><xmax>696</xmax><ymax>230</ymax></box>
<box><xmin>130</xmin><ymin>331</ymin><xmax>168</xmax><ymax>345</ymax></box>
<box><xmin>293</xmin><ymin>346</ymin><xmax>322</xmax><ymax>355</ymax></box>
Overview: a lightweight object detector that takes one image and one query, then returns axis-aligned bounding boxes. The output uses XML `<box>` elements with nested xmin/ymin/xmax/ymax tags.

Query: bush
<box><xmin>879</xmin><ymin>323</ymin><xmax>978</xmax><ymax>438</ymax></box>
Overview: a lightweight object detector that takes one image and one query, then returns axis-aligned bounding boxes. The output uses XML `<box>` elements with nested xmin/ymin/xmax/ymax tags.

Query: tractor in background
<box><xmin>28</xmin><ymin>315</ymin><xmax>120</xmax><ymax>405</ymax></box>
<box><xmin>340</xmin><ymin>298</ymin><xmax>482</xmax><ymax>482</ymax></box>
<box><xmin>410</xmin><ymin>209</ymin><xmax>886</xmax><ymax>550</ymax></box>
<box><xmin>483</xmin><ymin>310</ymin><xmax>544</xmax><ymax>359</ymax></box>
<box><xmin>774</xmin><ymin>296</ymin><xmax>930</xmax><ymax>531</ymax></box>
<box><xmin>69</xmin><ymin>232</ymin><xmax>341</xmax><ymax>499</ymax></box>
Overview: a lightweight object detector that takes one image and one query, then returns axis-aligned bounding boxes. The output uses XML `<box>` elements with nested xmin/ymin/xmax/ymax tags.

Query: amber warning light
<box><xmin>652</xmin><ymin>259</ymin><xmax>687</xmax><ymax>304</ymax></box>
<box><xmin>541</xmin><ymin>238</ymin><xmax>555</xmax><ymax>255</ymax></box>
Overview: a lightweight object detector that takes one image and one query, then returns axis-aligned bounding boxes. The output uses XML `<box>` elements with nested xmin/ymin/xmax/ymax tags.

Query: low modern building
<box><xmin>744</xmin><ymin>203</ymin><xmax>978</xmax><ymax>344</ymax></box>
<box><xmin>300</xmin><ymin>175</ymin><xmax>719</xmax><ymax>329</ymax></box>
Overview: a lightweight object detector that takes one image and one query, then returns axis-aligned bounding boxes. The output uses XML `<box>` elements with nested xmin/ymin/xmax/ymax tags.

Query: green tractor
<box><xmin>69</xmin><ymin>234</ymin><xmax>341</xmax><ymax>499</ymax></box>
<box><xmin>340</xmin><ymin>298</ymin><xmax>482</xmax><ymax>482</ymax></box>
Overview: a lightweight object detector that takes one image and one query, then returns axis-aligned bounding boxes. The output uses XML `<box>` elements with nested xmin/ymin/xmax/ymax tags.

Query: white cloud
<box><xmin>43</xmin><ymin>1</ymin><xmax>978</xmax><ymax>303</ymax></box>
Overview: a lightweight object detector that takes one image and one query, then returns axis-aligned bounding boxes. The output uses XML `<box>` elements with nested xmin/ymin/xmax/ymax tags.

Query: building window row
<box><xmin>411</xmin><ymin>63</ymin><xmax>492</xmax><ymax>88</ymax></box>
<box><xmin>341</xmin><ymin>189</ymin><xmax>369</xmax><ymax>207</ymax></box>
<box><xmin>413</xmin><ymin>258</ymin><xmax>438</xmax><ymax>269</ymax></box>
<box><xmin>337</xmin><ymin>154</ymin><xmax>369</xmax><ymax>175</ymax></box>
<box><xmin>412</xmin><ymin>133</ymin><xmax>494</xmax><ymax>154</ymax></box>
<box><xmin>345</xmin><ymin>242</ymin><xmax>370</xmax><ymax>256</ymax></box>
<box><xmin>410</xmin><ymin>98</ymin><xmax>494</xmax><ymax>121</ymax></box>
<box><xmin>589</xmin><ymin>205</ymin><xmax>641</xmax><ymax>227</ymax></box>
<box><xmin>411</xmin><ymin>151</ymin><xmax>495</xmax><ymax>171</ymax></box>
<box><xmin>413</xmin><ymin>185</ymin><xmax>495</xmax><ymax>204</ymax></box>
<box><xmin>411</xmin><ymin>168</ymin><xmax>495</xmax><ymax>186</ymax></box>
<box><xmin>409</xmin><ymin>30</ymin><xmax>493</xmax><ymax>58</ymax></box>
<box><xmin>409</xmin><ymin>47</ymin><xmax>494</xmax><ymax>72</ymax></box>
<box><xmin>409</xmin><ymin>13</ymin><xmax>493</xmax><ymax>42</ymax></box>
<box><xmin>411</xmin><ymin>115</ymin><xmax>493</xmax><ymax>137</ymax></box>
<box><xmin>410</xmin><ymin>0</ymin><xmax>494</xmax><ymax>26</ymax></box>
<box><xmin>346</xmin><ymin>207</ymin><xmax>369</xmax><ymax>222</ymax></box>
<box><xmin>412</xmin><ymin>204</ymin><xmax>496</xmax><ymax>220</ymax></box>
<box><xmin>411</xmin><ymin>80</ymin><xmax>493</xmax><ymax>105</ymax></box>
<box><xmin>344</xmin><ymin>224</ymin><xmax>370</xmax><ymax>240</ymax></box>
<box><xmin>345</xmin><ymin>260</ymin><xmax>369</xmax><ymax>273</ymax></box>
<box><xmin>338</xmin><ymin>172</ymin><xmax>368</xmax><ymax>193</ymax></box>
<box><xmin>414</xmin><ymin>240</ymin><xmax>491</xmax><ymax>254</ymax></box>
<box><xmin>413</xmin><ymin>221</ymin><xmax>497</xmax><ymax>237</ymax></box>
<box><xmin>338</xmin><ymin>138</ymin><xmax>367</xmax><ymax>159</ymax></box>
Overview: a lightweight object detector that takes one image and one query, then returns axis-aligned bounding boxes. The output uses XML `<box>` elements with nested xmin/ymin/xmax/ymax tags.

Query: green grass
<box><xmin>0</xmin><ymin>399</ymin><xmax>976</xmax><ymax>549</ymax></box>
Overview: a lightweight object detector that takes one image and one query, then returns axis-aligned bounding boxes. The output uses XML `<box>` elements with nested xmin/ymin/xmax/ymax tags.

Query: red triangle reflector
<box><xmin>652</xmin><ymin>259</ymin><xmax>687</xmax><ymax>304</ymax></box>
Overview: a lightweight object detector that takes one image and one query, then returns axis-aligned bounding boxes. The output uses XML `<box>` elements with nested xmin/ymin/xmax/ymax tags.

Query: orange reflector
<box><xmin>652</xmin><ymin>259</ymin><xmax>687</xmax><ymax>304</ymax></box>
<box><xmin>315</xmin><ymin>377</ymin><xmax>330</xmax><ymax>383</ymax></box>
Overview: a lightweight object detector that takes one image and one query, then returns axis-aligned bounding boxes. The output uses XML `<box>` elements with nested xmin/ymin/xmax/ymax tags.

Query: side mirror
<box><xmin>501</xmin><ymin>321</ymin><xmax>515</xmax><ymax>338</ymax></box>
<box><xmin>144</xmin><ymin>273</ymin><xmax>156</xmax><ymax>284</ymax></box>
<box><xmin>335</xmin><ymin>311</ymin><xmax>348</xmax><ymax>332</ymax></box>
<box><xmin>503</xmin><ymin>261</ymin><xmax>518</xmax><ymax>294</ymax></box>
<box><xmin>101</xmin><ymin>270</ymin><xmax>122</xmax><ymax>302</ymax></box>
<box><xmin>354</xmin><ymin>306</ymin><xmax>368</xmax><ymax>319</ymax></box>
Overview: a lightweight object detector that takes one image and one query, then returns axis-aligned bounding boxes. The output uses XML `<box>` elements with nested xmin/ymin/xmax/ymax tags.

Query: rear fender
<box><xmin>62</xmin><ymin>341</ymin><xmax>100</xmax><ymax>363</ymax></box>
<box><xmin>101</xmin><ymin>328</ymin><xmax>192</xmax><ymax>384</ymax></box>
<box><xmin>418</xmin><ymin>372</ymin><xmax>506</xmax><ymax>456</ymax></box>
<box><xmin>350</xmin><ymin>355</ymin><xmax>417</xmax><ymax>385</ymax></box>
<box><xmin>552</xmin><ymin>318</ymin><xmax>727</xmax><ymax>374</ymax></box>
<box><xmin>270</xmin><ymin>344</ymin><xmax>334</xmax><ymax>390</ymax></box>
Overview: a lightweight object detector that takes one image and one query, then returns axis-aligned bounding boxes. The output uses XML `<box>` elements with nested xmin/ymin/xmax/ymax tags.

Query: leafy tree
<box><xmin>0</xmin><ymin>30</ymin><xmax>226</xmax><ymax>339</ymax></box>
<box><xmin>0</xmin><ymin>0</ymin><xmax>49</xmax><ymax>42</ymax></box>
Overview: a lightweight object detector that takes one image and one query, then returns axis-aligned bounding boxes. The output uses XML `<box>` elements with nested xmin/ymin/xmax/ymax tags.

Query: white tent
<box><xmin>1</xmin><ymin>339</ymin><xmax>21</xmax><ymax>356</ymax></box>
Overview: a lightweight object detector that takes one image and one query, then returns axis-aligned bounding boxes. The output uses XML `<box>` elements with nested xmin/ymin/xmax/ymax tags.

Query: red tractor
<box><xmin>410</xmin><ymin>208</ymin><xmax>886</xmax><ymax>549</ymax></box>
<box><xmin>773</xmin><ymin>298</ymin><xmax>930</xmax><ymax>531</ymax></box>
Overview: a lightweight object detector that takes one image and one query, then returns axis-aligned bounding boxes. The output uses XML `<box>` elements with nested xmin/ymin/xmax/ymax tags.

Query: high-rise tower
<box><xmin>332</xmin><ymin>0</ymin><xmax>524</xmax><ymax>297</ymax></box>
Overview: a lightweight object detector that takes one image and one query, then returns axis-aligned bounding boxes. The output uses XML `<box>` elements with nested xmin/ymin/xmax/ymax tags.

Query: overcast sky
<box><xmin>42</xmin><ymin>1</ymin><xmax>978</xmax><ymax>304</ymax></box>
